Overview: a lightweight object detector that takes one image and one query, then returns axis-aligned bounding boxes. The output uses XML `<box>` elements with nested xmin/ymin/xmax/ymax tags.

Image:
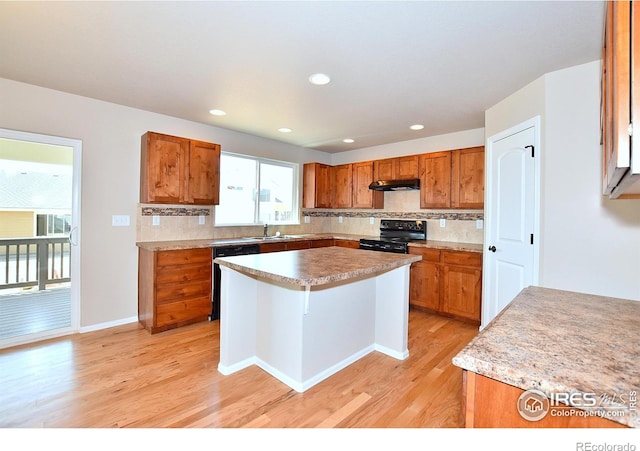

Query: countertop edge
<box><xmin>136</xmin><ymin>234</ymin><xmax>483</xmax><ymax>253</ymax></box>
<box><xmin>453</xmin><ymin>355</ymin><xmax>638</xmax><ymax>428</ymax></box>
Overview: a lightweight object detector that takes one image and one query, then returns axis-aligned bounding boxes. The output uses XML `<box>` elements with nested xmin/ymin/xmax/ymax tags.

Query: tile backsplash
<box><xmin>137</xmin><ymin>191</ymin><xmax>484</xmax><ymax>244</ymax></box>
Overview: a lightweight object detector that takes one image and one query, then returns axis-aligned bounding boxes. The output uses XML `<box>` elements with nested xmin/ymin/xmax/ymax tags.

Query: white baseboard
<box><xmin>79</xmin><ymin>316</ymin><xmax>138</xmax><ymax>333</ymax></box>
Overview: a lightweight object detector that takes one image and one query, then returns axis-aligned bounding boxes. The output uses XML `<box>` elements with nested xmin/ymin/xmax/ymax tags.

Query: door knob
<box><xmin>488</xmin><ymin>245</ymin><xmax>496</xmax><ymax>252</ymax></box>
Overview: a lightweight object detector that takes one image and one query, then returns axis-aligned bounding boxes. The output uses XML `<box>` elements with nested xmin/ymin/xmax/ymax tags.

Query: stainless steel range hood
<box><xmin>368</xmin><ymin>178</ymin><xmax>421</xmax><ymax>191</ymax></box>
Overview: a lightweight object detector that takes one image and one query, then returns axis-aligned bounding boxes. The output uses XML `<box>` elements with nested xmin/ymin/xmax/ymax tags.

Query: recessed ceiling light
<box><xmin>343</xmin><ymin>138</ymin><xmax>355</xmax><ymax>143</ymax></box>
<box><xmin>209</xmin><ymin>109</ymin><xmax>226</xmax><ymax>116</ymax></box>
<box><xmin>278</xmin><ymin>128</ymin><xmax>293</xmax><ymax>133</ymax></box>
<box><xmin>410</xmin><ymin>124</ymin><xmax>424</xmax><ymax>130</ymax></box>
<box><xmin>309</xmin><ymin>73</ymin><xmax>331</xmax><ymax>85</ymax></box>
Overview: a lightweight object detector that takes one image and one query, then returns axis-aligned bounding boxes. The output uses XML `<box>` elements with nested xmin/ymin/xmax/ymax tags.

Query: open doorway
<box><xmin>0</xmin><ymin>128</ymin><xmax>81</xmax><ymax>349</ymax></box>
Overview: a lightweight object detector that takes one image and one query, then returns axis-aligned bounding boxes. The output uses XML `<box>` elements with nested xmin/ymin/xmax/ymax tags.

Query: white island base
<box><xmin>217</xmin><ymin>264</ymin><xmax>410</xmax><ymax>392</ymax></box>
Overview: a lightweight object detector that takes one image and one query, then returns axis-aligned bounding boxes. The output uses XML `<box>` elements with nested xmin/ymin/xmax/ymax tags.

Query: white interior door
<box><xmin>482</xmin><ymin>118</ymin><xmax>539</xmax><ymax>328</ymax></box>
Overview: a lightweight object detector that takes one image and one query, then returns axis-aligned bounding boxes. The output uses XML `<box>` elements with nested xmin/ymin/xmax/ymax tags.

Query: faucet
<box><xmin>263</xmin><ymin>223</ymin><xmax>268</xmax><ymax>237</ymax></box>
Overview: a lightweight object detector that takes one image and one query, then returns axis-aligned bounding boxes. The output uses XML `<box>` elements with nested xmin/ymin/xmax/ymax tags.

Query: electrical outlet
<box><xmin>304</xmin><ymin>215</ymin><xmax>310</xmax><ymax>224</ymax></box>
<box><xmin>369</xmin><ymin>217</ymin><xmax>374</xmax><ymax>225</ymax></box>
<box><xmin>476</xmin><ymin>219</ymin><xmax>484</xmax><ymax>229</ymax></box>
<box><xmin>111</xmin><ymin>215</ymin><xmax>130</xmax><ymax>227</ymax></box>
<box><xmin>152</xmin><ymin>215</ymin><xmax>160</xmax><ymax>226</ymax></box>
<box><xmin>439</xmin><ymin>218</ymin><xmax>446</xmax><ymax>228</ymax></box>
<box><xmin>199</xmin><ymin>215</ymin><xmax>205</xmax><ymax>225</ymax></box>
<box><xmin>338</xmin><ymin>216</ymin><xmax>343</xmax><ymax>224</ymax></box>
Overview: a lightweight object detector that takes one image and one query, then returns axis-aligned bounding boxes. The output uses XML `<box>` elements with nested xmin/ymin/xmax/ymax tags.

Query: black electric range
<box><xmin>359</xmin><ymin>219</ymin><xmax>426</xmax><ymax>254</ymax></box>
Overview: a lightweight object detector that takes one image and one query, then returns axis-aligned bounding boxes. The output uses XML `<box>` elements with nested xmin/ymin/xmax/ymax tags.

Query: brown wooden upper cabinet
<box><xmin>601</xmin><ymin>1</ymin><xmax>640</xmax><ymax>199</ymax></box>
<box><xmin>303</xmin><ymin>161</ymin><xmax>383</xmax><ymax>209</ymax></box>
<box><xmin>419</xmin><ymin>151</ymin><xmax>452</xmax><ymax>209</ymax></box>
<box><xmin>373</xmin><ymin>155</ymin><xmax>419</xmax><ymax>181</ymax></box>
<box><xmin>303</xmin><ymin>163</ymin><xmax>333</xmax><ymax>208</ymax></box>
<box><xmin>331</xmin><ymin>164</ymin><xmax>353</xmax><ymax>209</ymax></box>
<box><xmin>140</xmin><ymin>131</ymin><xmax>221</xmax><ymax>205</ymax></box>
<box><xmin>419</xmin><ymin>146</ymin><xmax>484</xmax><ymax>209</ymax></box>
<box><xmin>352</xmin><ymin>161</ymin><xmax>384</xmax><ymax>209</ymax></box>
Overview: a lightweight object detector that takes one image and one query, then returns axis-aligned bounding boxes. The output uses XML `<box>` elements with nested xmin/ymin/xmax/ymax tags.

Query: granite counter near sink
<box><xmin>452</xmin><ymin>286</ymin><xmax>639</xmax><ymax>428</ymax></box>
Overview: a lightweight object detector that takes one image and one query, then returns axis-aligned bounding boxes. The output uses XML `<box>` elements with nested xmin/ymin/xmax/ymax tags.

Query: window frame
<box><xmin>214</xmin><ymin>151</ymin><xmax>300</xmax><ymax>227</ymax></box>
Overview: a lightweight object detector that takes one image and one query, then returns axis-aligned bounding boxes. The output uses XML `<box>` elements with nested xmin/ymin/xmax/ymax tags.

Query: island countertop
<box><xmin>452</xmin><ymin>286</ymin><xmax>640</xmax><ymax>428</ymax></box>
<box><xmin>214</xmin><ymin>246</ymin><xmax>421</xmax><ymax>287</ymax></box>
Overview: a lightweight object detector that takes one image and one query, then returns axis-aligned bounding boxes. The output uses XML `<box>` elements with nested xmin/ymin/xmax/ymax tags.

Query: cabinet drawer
<box><xmin>408</xmin><ymin>247</ymin><xmax>441</xmax><ymax>262</ymax></box>
<box><xmin>310</xmin><ymin>239</ymin><xmax>335</xmax><ymax>248</ymax></box>
<box><xmin>156</xmin><ymin>262</ymin><xmax>211</xmax><ymax>284</ymax></box>
<box><xmin>157</xmin><ymin>248</ymin><xmax>212</xmax><ymax>267</ymax></box>
<box><xmin>286</xmin><ymin>240</ymin><xmax>311</xmax><ymax>250</ymax></box>
<box><xmin>260</xmin><ymin>242</ymin><xmax>287</xmax><ymax>253</ymax></box>
<box><xmin>334</xmin><ymin>239</ymin><xmax>360</xmax><ymax>249</ymax></box>
<box><xmin>442</xmin><ymin>251</ymin><xmax>482</xmax><ymax>267</ymax></box>
<box><xmin>156</xmin><ymin>279</ymin><xmax>211</xmax><ymax>304</ymax></box>
<box><xmin>156</xmin><ymin>296</ymin><xmax>211</xmax><ymax>326</ymax></box>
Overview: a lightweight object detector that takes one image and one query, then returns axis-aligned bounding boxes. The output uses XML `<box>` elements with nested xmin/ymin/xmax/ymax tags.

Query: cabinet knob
<box><xmin>488</xmin><ymin>245</ymin><xmax>496</xmax><ymax>252</ymax></box>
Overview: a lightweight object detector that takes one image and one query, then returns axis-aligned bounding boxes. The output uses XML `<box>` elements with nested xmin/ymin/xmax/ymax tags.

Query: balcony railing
<box><xmin>0</xmin><ymin>236</ymin><xmax>71</xmax><ymax>291</ymax></box>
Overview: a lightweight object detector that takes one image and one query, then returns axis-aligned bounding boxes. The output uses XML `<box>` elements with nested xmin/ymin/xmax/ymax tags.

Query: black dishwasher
<box><xmin>211</xmin><ymin>243</ymin><xmax>261</xmax><ymax>321</ymax></box>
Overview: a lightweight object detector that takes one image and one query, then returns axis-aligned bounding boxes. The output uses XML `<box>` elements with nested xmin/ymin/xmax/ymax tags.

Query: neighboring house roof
<box><xmin>0</xmin><ymin>169</ymin><xmax>71</xmax><ymax>210</ymax></box>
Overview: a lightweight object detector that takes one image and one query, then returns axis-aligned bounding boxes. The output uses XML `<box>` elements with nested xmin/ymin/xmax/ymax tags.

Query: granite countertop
<box><xmin>452</xmin><ymin>286</ymin><xmax>640</xmax><ymax>428</ymax></box>
<box><xmin>214</xmin><ymin>246</ymin><xmax>421</xmax><ymax>287</ymax></box>
<box><xmin>136</xmin><ymin>233</ymin><xmax>482</xmax><ymax>253</ymax></box>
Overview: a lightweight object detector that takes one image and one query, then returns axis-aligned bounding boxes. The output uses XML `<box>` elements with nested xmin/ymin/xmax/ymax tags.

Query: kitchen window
<box><xmin>214</xmin><ymin>152</ymin><xmax>299</xmax><ymax>226</ymax></box>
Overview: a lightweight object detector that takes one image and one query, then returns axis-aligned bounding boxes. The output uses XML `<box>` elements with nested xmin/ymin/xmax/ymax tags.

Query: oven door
<box><xmin>359</xmin><ymin>239</ymin><xmax>408</xmax><ymax>254</ymax></box>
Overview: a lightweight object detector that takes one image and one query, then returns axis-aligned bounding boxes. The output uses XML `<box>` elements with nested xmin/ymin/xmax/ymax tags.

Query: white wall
<box><xmin>485</xmin><ymin>61</ymin><xmax>640</xmax><ymax>301</ymax></box>
<box><xmin>543</xmin><ymin>61</ymin><xmax>640</xmax><ymax>300</ymax></box>
<box><xmin>330</xmin><ymin>128</ymin><xmax>484</xmax><ymax>165</ymax></box>
<box><xmin>0</xmin><ymin>77</ymin><xmax>329</xmax><ymax>328</ymax></box>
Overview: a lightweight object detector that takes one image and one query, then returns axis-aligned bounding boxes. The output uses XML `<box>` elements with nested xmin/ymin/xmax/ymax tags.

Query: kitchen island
<box><xmin>452</xmin><ymin>286</ymin><xmax>639</xmax><ymax>428</ymax></box>
<box><xmin>214</xmin><ymin>246</ymin><xmax>421</xmax><ymax>392</ymax></box>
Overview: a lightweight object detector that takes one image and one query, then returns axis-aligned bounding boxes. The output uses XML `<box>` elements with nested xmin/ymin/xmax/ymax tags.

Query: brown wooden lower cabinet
<box><xmin>333</xmin><ymin>239</ymin><xmax>360</xmax><ymax>249</ymax></box>
<box><xmin>408</xmin><ymin>247</ymin><xmax>482</xmax><ymax>325</ymax></box>
<box><xmin>138</xmin><ymin>247</ymin><xmax>212</xmax><ymax>334</ymax></box>
<box><xmin>463</xmin><ymin>372</ymin><xmax>627</xmax><ymax>428</ymax></box>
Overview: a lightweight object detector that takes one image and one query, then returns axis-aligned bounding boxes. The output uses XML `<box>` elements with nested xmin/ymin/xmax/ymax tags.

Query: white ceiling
<box><xmin>0</xmin><ymin>1</ymin><xmax>605</xmax><ymax>153</ymax></box>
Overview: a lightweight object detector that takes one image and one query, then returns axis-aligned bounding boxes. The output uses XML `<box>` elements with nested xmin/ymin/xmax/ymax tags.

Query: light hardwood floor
<box><xmin>0</xmin><ymin>309</ymin><xmax>478</xmax><ymax>428</ymax></box>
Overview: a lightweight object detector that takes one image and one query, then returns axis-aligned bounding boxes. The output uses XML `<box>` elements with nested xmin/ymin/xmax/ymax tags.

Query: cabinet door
<box><xmin>374</xmin><ymin>156</ymin><xmax>418</xmax><ymax>180</ymax></box>
<box><xmin>303</xmin><ymin>163</ymin><xmax>333</xmax><ymax>208</ymax></box>
<box><xmin>187</xmin><ymin>140</ymin><xmax>221</xmax><ymax>205</ymax></box>
<box><xmin>419</xmin><ymin>151</ymin><xmax>451</xmax><ymax>209</ymax></box>
<box><xmin>441</xmin><ymin>264</ymin><xmax>482</xmax><ymax>322</ymax></box>
<box><xmin>451</xmin><ymin>147</ymin><xmax>485</xmax><ymax>209</ymax></box>
<box><xmin>140</xmin><ymin>132</ymin><xmax>188</xmax><ymax>203</ymax></box>
<box><xmin>604</xmin><ymin>1</ymin><xmax>632</xmax><ymax>195</ymax></box>
<box><xmin>373</xmin><ymin>158</ymin><xmax>395</xmax><ymax>181</ymax></box>
<box><xmin>395</xmin><ymin>155</ymin><xmax>419</xmax><ymax>179</ymax></box>
<box><xmin>409</xmin><ymin>261</ymin><xmax>440</xmax><ymax>311</ymax></box>
<box><xmin>332</xmin><ymin>164</ymin><xmax>353</xmax><ymax>208</ymax></box>
<box><xmin>352</xmin><ymin>161</ymin><xmax>383</xmax><ymax>209</ymax></box>
<box><xmin>601</xmin><ymin>1</ymin><xmax>640</xmax><ymax>198</ymax></box>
